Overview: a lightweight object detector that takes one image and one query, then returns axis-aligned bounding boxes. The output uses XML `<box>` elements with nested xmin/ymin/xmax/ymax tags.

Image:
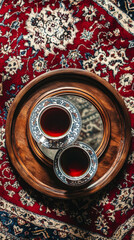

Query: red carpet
<box><xmin>0</xmin><ymin>0</ymin><xmax>134</xmax><ymax>239</ymax></box>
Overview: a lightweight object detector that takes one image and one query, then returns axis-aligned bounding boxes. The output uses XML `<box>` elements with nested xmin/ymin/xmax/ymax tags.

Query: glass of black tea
<box><xmin>29</xmin><ymin>97</ymin><xmax>81</xmax><ymax>149</ymax></box>
<box><xmin>40</xmin><ymin>106</ymin><xmax>71</xmax><ymax>138</ymax></box>
<box><xmin>53</xmin><ymin>141</ymin><xmax>98</xmax><ymax>187</ymax></box>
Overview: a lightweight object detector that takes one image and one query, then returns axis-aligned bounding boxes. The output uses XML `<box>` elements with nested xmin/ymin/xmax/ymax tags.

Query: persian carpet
<box><xmin>0</xmin><ymin>0</ymin><xmax>134</xmax><ymax>239</ymax></box>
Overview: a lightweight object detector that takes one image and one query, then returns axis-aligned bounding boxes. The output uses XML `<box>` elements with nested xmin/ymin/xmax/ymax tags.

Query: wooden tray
<box><xmin>6</xmin><ymin>69</ymin><xmax>131</xmax><ymax>199</ymax></box>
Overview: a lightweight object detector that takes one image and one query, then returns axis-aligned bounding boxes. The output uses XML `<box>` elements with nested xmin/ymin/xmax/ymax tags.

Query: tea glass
<box><xmin>53</xmin><ymin>141</ymin><xmax>98</xmax><ymax>186</ymax></box>
<box><xmin>29</xmin><ymin>97</ymin><xmax>82</xmax><ymax>149</ymax></box>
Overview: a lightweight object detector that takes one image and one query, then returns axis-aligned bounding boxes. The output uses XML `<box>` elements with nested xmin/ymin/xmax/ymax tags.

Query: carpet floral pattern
<box><xmin>0</xmin><ymin>0</ymin><xmax>134</xmax><ymax>239</ymax></box>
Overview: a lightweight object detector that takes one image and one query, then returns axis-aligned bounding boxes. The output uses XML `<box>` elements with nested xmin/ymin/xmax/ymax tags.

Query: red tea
<box><xmin>60</xmin><ymin>147</ymin><xmax>89</xmax><ymax>177</ymax></box>
<box><xmin>40</xmin><ymin>106</ymin><xmax>71</xmax><ymax>137</ymax></box>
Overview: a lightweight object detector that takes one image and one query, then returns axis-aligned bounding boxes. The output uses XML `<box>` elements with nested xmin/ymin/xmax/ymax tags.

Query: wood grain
<box><xmin>5</xmin><ymin>69</ymin><xmax>131</xmax><ymax>199</ymax></box>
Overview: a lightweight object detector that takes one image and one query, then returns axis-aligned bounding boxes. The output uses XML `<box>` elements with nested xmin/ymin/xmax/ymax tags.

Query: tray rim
<box><xmin>5</xmin><ymin>68</ymin><xmax>131</xmax><ymax>199</ymax></box>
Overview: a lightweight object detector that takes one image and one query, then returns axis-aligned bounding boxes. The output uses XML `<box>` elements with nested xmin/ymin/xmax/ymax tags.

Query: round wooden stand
<box><xmin>6</xmin><ymin>69</ymin><xmax>131</xmax><ymax>199</ymax></box>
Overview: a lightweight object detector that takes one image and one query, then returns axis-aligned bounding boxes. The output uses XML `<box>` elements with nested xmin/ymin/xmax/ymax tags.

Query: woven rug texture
<box><xmin>0</xmin><ymin>0</ymin><xmax>134</xmax><ymax>239</ymax></box>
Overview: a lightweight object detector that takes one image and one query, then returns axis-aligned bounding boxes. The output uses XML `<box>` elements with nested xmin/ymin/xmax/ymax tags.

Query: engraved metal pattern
<box><xmin>53</xmin><ymin>141</ymin><xmax>98</xmax><ymax>186</ymax></box>
<box><xmin>29</xmin><ymin>97</ymin><xmax>81</xmax><ymax>149</ymax></box>
<box><xmin>62</xmin><ymin>95</ymin><xmax>103</xmax><ymax>151</ymax></box>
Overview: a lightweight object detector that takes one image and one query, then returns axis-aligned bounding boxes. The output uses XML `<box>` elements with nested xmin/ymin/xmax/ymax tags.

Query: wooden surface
<box><xmin>5</xmin><ymin>69</ymin><xmax>131</xmax><ymax>199</ymax></box>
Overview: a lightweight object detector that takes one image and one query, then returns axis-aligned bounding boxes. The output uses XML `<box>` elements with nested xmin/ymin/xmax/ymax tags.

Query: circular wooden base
<box><xmin>5</xmin><ymin>69</ymin><xmax>131</xmax><ymax>199</ymax></box>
